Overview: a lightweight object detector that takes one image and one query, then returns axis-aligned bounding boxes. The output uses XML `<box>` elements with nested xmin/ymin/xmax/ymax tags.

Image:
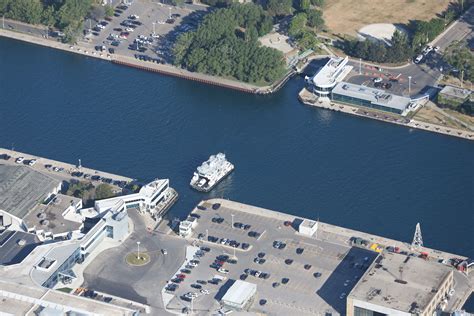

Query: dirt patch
<box><xmin>324</xmin><ymin>0</ymin><xmax>453</xmax><ymax>36</ymax></box>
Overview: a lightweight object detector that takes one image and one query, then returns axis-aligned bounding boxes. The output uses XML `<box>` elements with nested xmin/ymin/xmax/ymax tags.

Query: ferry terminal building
<box><xmin>307</xmin><ymin>56</ymin><xmax>414</xmax><ymax>115</ymax></box>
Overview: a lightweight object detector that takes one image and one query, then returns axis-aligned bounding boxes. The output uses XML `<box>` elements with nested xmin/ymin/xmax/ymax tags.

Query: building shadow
<box><xmin>316</xmin><ymin>247</ymin><xmax>378</xmax><ymax>314</ymax></box>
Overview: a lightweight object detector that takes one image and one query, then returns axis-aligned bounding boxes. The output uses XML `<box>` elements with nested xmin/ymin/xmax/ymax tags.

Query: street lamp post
<box><xmin>408</xmin><ymin>76</ymin><xmax>412</xmax><ymax>95</ymax></box>
<box><xmin>231</xmin><ymin>214</ymin><xmax>234</xmax><ymax>229</ymax></box>
<box><xmin>359</xmin><ymin>58</ymin><xmax>362</xmax><ymax>75</ymax></box>
<box><xmin>152</xmin><ymin>22</ymin><xmax>156</xmax><ymax>35</ymax></box>
<box><xmin>136</xmin><ymin>241</ymin><xmax>141</xmax><ymax>259</ymax></box>
<box><xmin>206</xmin><ymin>229</ymin><xmax>209</xmax><ymax>241</ymax></box>
<box><xmin>169</xmin><ymin>7</ymin><xmax>171</xmax><ymax>19</ymax></box>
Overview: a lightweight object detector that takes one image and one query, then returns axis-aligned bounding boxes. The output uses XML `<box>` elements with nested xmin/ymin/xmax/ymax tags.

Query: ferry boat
<box><xmin>190</xmin><ymin>153</ymin><xmax>234</xmax><ymax>192</ymax></box>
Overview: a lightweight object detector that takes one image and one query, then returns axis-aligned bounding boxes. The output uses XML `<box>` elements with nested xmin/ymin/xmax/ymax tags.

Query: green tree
<box><xmin>296</xmin><ymin>29</ymin><xmax>319</xmax><ymax>50</ymax></box>
<box><xmin>306</xmin><ymin>9</ymin><xmax>324</xmax><ymax>29</ymax></box>
<box><xmin>104</xmin><ymin>5</ymin><xmax>114</xmax><ymax>17</ymax></box>
<box><xmin>297</xmin><ymin>0</ymin><xmax>310</xmax><ymax>11</ymax></box>
<box><xmin>173</xmin><ymin>3</ymin><xmax>286</xmax><ymax>84</ymax></box>
<box><xmin>41</xmin><ymin>5</ymin><xmax>56</xmax><ymax>26</ymax></box>
<box><xmin>265</xmin><ymin>0</ymin><xmax>293</xmax><ymax>16</ymax></box>
<box><xmin>95</xmin><ymin>184</ymin><xmax>115</xmax><ymax>200</ymax></box>
<box><xmin>309</xmin><ymin>0</ymin><xmax>324</xmax><ymax>6</ymax></box>
<box><xmin>288</xmin><ymin>12</ymin><xmax>307</xmax><ymax>37</ymax></box>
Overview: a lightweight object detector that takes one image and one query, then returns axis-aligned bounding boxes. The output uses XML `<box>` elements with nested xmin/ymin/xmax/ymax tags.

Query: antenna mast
<box><xmin>412</xmin><ymin>223</ymin><xmax>423</xmax><ymax>248</ymax></box>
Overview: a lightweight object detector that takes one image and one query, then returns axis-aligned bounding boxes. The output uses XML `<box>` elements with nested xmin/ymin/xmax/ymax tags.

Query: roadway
<box><xmin>433</xmin><ymin>6</ymin><xmax>474</xmax><ymax>51</ymax></box>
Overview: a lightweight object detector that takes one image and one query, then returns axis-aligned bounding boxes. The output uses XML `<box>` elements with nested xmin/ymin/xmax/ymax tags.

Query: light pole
<box><xmin>152</xmin><ymin>22</ymin><xmax>156</xmax><ymax>35</ymax></box>
<box><xmin>408</xmin><ymin>76</ymin><xmax>412</xmax><ymax>95</ymax></box>
<box><xmin>136</xmin><ymin>241</ymin><xmax>141</xmax><ymax>259</ymax></box>
<box><xmin>169</xmin><ymin>7</ymin><xmax>171</xmax><ymax>19</ymax></box>
<box><xmin>206</xmin><ymin>229</ymin><xmax>208</xmax><ymax>241</ymax></box>
<box><xmin>359</xmin><ymin>58</ymin><xmax>362</xmax><ymax>75</ymax></box>
<box><xmin>231</xmin><ymin>214</ymin><xmax>234</xmax><ymax>229</ymax></box>
<box><xmin>190</xmin><ymin>296</ymin><xmax>194</xmax><ymax>314</ymax></box>
<box><xmin>2</xmin><ymin>15</ymin><xmax>4</xmax><ymax>29</ymax></box>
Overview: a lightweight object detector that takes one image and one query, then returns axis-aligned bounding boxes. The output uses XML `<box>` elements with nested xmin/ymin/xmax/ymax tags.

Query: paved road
<box><xmin>433</xmin><ymin>6</ymin><xmax>474</xmax><ymax>51</ymax></box>
<box><xmin>83</xmin><ymin>209</ymin><xmax>187</xmax><ymax>315</ymax></box>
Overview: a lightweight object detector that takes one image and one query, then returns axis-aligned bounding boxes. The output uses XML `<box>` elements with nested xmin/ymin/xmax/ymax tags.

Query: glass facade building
<box><xmin>332</xmin><ymin>93</ymin><xmax>403</xmax><ymax>114</ymax></box>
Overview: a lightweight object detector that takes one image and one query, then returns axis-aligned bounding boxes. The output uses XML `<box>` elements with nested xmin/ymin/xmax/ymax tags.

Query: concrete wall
<box><xmin>346</xmin><ymin>298</ymin><xmax>411</xmax><ymax>316</ymax></box>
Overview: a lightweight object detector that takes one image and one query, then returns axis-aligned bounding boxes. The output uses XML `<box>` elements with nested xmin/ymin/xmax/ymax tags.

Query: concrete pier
<box><xmin>200</xmin><ymin>198</ymin><xmax>474</xmax><ymax>312</ymax></box>
<box><xmin>0</xmin><ymin>147</ymin><xmax>134</xmax><ymax>183</ymax></box>
<box><xmin>298</xmin><ymin>88</ymin><xmax>474</xmax><ymax>141</ymax></box>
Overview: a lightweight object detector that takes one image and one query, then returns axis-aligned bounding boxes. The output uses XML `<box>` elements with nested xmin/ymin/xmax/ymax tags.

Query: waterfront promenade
<box><xmin>298</xmin><ymin>88</ymin><xmax>474</xmax><ymax>141</ymax></box>
<box><xmin>0</xmin><ymin>27</ymin><xmax>286</xmax><ymax>95</ymax></box>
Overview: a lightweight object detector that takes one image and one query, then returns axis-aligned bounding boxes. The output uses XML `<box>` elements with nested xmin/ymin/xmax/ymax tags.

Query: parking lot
<box><xmin>167</xmin><ymin>200</ymin><xmax>378</xmax><ymax>315</ymax></box>
<box><xmin>79</xmin><ymin>0</ymin><xmax>209</xmax><ymax>64</ymax></box>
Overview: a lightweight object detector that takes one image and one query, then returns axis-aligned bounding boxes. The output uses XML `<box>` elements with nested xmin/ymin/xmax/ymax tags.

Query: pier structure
<box><xmin>178</xmin><ymin>198</ymin><xmax>473</xmax><ymax>315</ymax></box>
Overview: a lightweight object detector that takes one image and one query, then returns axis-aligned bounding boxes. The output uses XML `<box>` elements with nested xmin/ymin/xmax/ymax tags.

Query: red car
<box><xmin>177</xmin><ymin>274</ymin><xmax>186</xmax><ymax>279</ymax></box>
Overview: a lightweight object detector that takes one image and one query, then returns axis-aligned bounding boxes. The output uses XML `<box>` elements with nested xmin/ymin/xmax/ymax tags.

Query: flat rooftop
<box><xmin>0</xmin><ymin>230</ymin><xmax>42</xmax><ymax>265</ymax></box>
<box><xmin>0</xmin><ymin>164</ymin><xmax>60</xmax><ymax>219</ymax></box>
<box><xmin>439</xmin><ymin>85</ymin><xmax>471</xmax><ymax>99</ymax></box>
<box><xmin>333</xmin><ymin>81</ymin><xmax>412</xmax><ymax>111</ymax></box>
<box><xmin>23</xmin><ymin>194</ymin><xmax>82</xmax><ymax>235</ymax></box>
<box><xmin>0</xmin><ymin>280</ymin><xmax>137</xmax><ymax>315</ymax></box>
<box><xmin>349</xmin><ymin>252</ymin><xmax>453</xmax><ymax>312</ymax></box>
<box><xmin>312</xmin><ymin>56</ymin><xmax>350</xmax><ymax>87</ymax></box>
<box><xmin>222</xmin><ymin>280</ymin><xmax>256</xmax><ymax>305</ymax></box>
<box><xmin>31</xmin><ymin>240</ymin><xmax>81</xmax><ymax>286</ymax></box>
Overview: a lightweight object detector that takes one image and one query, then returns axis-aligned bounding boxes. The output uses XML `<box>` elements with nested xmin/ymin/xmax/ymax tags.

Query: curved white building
<box><xmin>309</xmin><ymin>56</ymin><xmax>352</xmax><ymax>97</ymax></box>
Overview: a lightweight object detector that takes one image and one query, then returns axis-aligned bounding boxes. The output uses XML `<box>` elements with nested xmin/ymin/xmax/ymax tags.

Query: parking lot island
<box><xmin>158</xmin><ymin>198</ymin><xmax>473</xmax><ymax>315</ymax></box>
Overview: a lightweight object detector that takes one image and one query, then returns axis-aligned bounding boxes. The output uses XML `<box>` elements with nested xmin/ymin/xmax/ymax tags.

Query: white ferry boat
<box><xmin>190</xmin><ymin>153</ymin><xmax>234</xmax><ymax>192</ymax></box>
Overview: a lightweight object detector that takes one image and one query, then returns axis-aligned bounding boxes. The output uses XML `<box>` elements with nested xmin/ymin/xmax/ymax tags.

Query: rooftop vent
<box><xmin>17</xmin><ymin>239</ymin><xmax>26</xmax><ymax>246</ymax></box>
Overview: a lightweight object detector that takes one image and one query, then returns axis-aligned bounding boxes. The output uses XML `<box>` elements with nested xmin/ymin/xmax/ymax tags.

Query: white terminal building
<box><xmin>307</xmin><ymin>56</ymin><xmax>416</xmax><ymax>115</ymax></box>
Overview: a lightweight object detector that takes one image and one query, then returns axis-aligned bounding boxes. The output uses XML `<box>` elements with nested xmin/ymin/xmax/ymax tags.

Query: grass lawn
<box><xmin>323</xmin><ymin>0</ymin><xmax>453</xmax><ymax>36</ymax></box>
<box><xmin>125</xmin><ymin>252</ymin><xmax>151</xmax><ymax>266</ymax></box>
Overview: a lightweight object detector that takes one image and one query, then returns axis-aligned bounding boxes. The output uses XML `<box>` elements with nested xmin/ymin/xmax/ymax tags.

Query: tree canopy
<box><xmin>173</xmin><ymin>3</ymin><xmax>286</xmax><ymax>84</ymax></box>
<box><xmin>0</xmin><ymin>0</ymin><xmax>94</xmax><ymax>42</ymax></box>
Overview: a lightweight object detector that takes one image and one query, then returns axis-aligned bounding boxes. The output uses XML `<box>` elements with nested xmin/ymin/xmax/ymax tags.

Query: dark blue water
<box><xmin>1</xmin><ymin>37</ymin><xmax>473</xmax><ymax>262</ymax></box>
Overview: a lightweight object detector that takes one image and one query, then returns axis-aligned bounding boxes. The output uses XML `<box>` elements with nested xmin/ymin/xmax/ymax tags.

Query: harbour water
<box><xmin>1</xmin><ymin>35</ymin><xmax>473</xmax><ymax>273</ymax></box>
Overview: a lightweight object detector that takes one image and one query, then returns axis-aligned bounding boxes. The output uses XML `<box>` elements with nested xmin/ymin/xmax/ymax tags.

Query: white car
<box><xmin>218</xmin><ymin>268</ymin><xmax>229</xmax><ymax>274</ymax></box>
<box><xmin>185</xmin><ymin>292</ymin><xmax>198</xmax><ymax>298</ymax></box>
<box><xmin>200</xmin><ymin>289</ymin><xmax>210</xmax><ymax>295</ymax></box>
<box><xmin>433</xmin><ymin>46</ymin><xmax>440</xmax><ymax>53</ymax></box>
<box><xmin>161</xmin><ymin>249</ymin><xmax>167</xmax><ymax>255</ymax></box>
<box><xmin>15</xmin><ymin>157</ymin><xmax>24</xmax><ymax>164</ymax></box>
<box><xmin>373</xmin><ymin>77</ymin><xmax>383</xmax><ymax>83</ymax></box>
<box><xmin>125</xmin><ymin>28</ymin><xmax>134</xmax><ymax>32</ymax></box>
<box><xmin>414</xmin><ymin>54</ymin><xmax>423</xmax><ymax>64</ymax></box>
<box><xmin>188</xmin><ymin>261</ymin><xmax>197</xmax><ymax>267</ymax></box>
<box><xmin>28</xmin><ymin>159</ymin><xmax>37</xmax><ymax>166</ymax></box>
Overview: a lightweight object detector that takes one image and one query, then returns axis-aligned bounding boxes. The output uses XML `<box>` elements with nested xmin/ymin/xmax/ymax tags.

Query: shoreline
<box><xmin>0</xmin><ymin>27</ymin><xmax>290</xmax><ymax>95</ymax></box>
<box><xmin>298</xmin><ymin>88</ymin><xmax>474</xmax><ymax>141</ymax></box>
